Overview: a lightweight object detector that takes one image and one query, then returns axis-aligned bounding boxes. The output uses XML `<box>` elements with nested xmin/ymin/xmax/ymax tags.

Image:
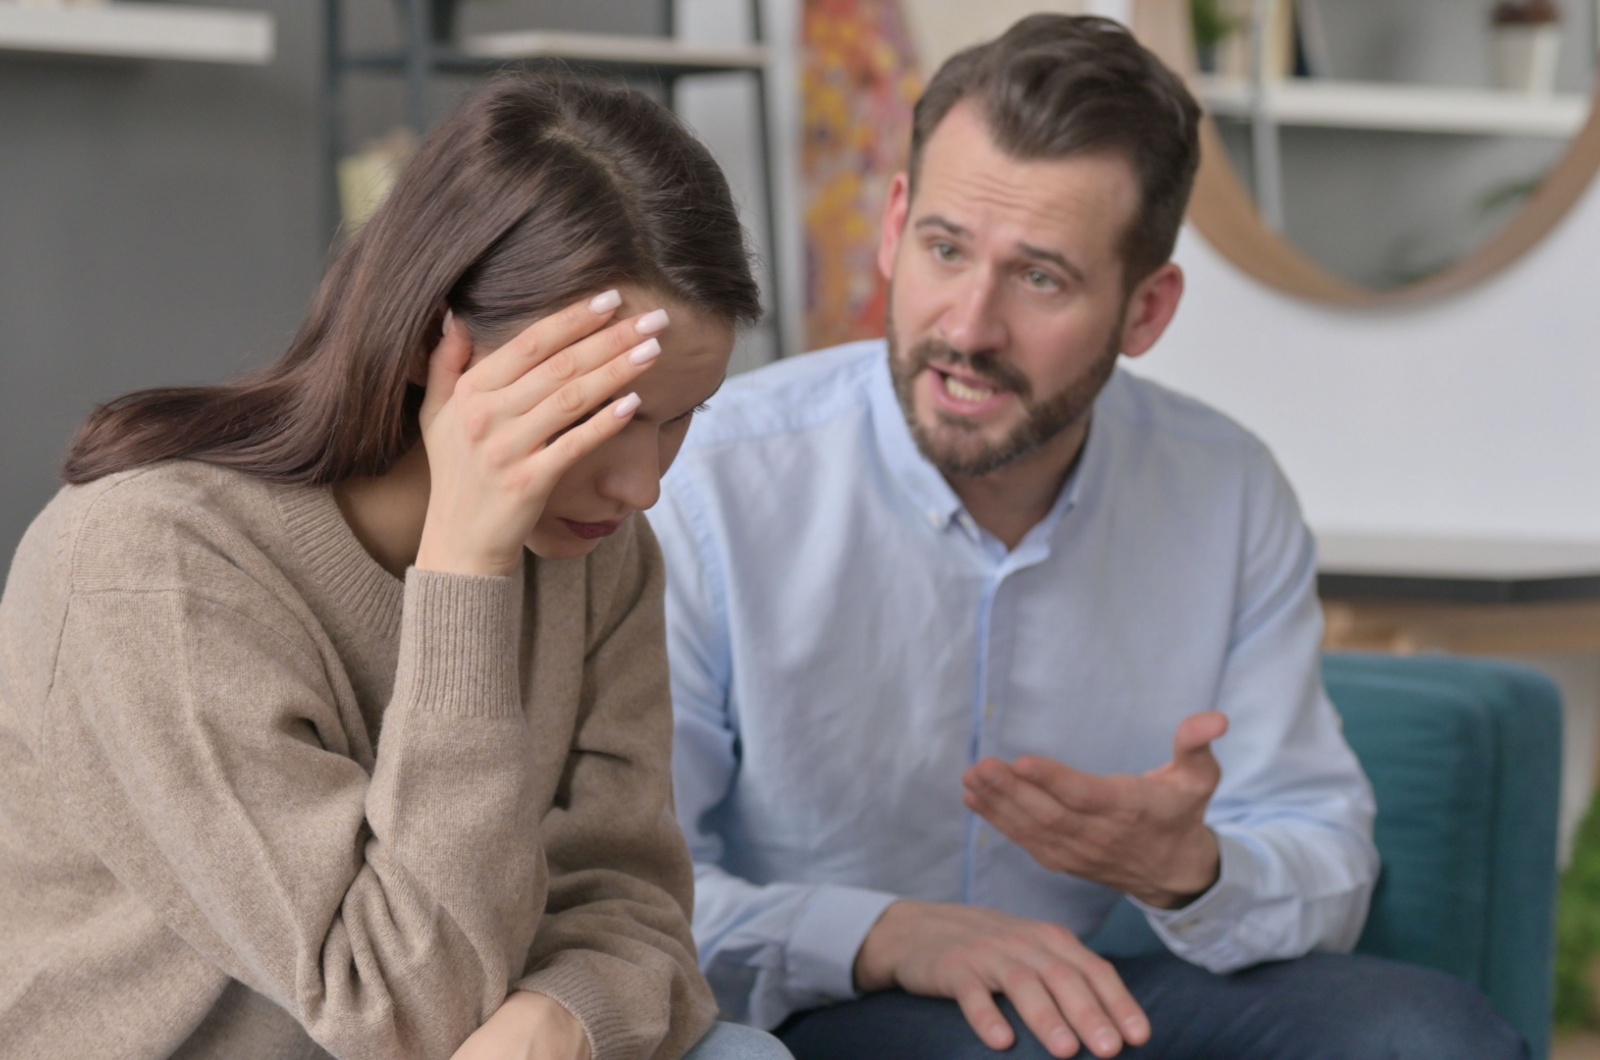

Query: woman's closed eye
<box><xmin>666</xmin><ymin>402</ymin><xmax>711</xmax><ymax>427</ymax></box>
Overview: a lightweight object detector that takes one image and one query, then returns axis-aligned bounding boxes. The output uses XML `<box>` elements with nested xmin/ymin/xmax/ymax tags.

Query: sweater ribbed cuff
<box><xmin>392</xmin><ymin>569</ymin><xmax>522</xmax><ymax>719</ymax></box>
<box><xmin>515</xmin><ymin>963</ymin><xmax>625</xmax><ymax>1060</ymax></box>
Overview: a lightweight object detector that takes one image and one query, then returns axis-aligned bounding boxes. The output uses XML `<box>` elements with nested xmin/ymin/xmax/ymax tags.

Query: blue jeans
<box><xmin>775</xmin><ymin>952</ymin><xmax>1527</xmax><ymax>1060</ymax></box>
<box><xmin>685</xmin><ymin>1021</ymin><xmax>794</xmax><ymax>1059</ymax></box>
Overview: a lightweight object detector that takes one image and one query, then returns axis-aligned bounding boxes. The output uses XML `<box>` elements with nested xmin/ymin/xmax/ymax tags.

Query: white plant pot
<box><xmin>1492</xmin><ymin>23</ymin><xmax>1562</xmax><ymax>94</ymax></box>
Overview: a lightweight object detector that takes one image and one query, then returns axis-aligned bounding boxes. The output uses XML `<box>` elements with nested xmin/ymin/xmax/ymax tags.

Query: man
<box><xmin>649</xmin><ymin>15</ymin><xmax>1525</xmax><ymax>1059</ymax></box>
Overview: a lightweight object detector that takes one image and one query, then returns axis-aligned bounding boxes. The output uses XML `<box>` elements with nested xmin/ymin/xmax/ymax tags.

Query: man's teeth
<box><xmin>943</xmin><ymin>375</ymin><xmax>997</xmax><ymax>402</ymax></box>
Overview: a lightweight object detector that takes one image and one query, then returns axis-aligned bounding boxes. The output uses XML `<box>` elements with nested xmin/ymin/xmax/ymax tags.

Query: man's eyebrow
<box><xmin>914</xmin><ymin>215</ymin><xmax>1085</xmax><ymax>284</ymax></box>
<box><xmin>914</xmin><ymin>215</ymin><xmax>970</xmax><ymax>239</ymax></box>
<box><xmin>1017</xmin><ymin>243</ymin><xmax>1085</xmax><ymax>284</ymax></box>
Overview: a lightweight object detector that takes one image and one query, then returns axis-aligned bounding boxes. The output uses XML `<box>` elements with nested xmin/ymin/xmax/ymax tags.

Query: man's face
<box><xmin>879</xmin><ymin>102</ymin><xmax>1147</xmax><ymax>479</ymax></box>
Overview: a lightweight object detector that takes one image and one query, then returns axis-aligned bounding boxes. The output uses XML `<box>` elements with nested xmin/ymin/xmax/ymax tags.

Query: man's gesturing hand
<box><xmin>963</xmin><ymin>712</ymin><xmax>1229</xmax><ymax>909</ymax></box>
<box><xmin>854</xmin><ymin>901</ymin><xmax>1149</xmax><ymax>1059</ymax></box>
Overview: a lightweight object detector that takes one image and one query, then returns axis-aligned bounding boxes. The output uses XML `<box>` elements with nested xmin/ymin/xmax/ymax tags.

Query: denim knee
<box><xmin>1343</xmin><ymin>967</ymin><xmax>1526</xmax><ymax>1060</ymax></box>
<box><xmin>1281</xmin><ymin>960</ymin><xmax>1528</xmax><ymax>1060</ymax></box>
<box><xmin>685</xmin><ymin>1021</ymin><xmax>796</xmax><ymax>1060</ymax></box>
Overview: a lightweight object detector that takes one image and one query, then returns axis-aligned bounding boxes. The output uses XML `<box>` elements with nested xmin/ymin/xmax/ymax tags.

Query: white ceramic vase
<box><xmin>1492</xmin><ymin>23</ymin><xmax>1562</xmax><ymax>94</ymax></box>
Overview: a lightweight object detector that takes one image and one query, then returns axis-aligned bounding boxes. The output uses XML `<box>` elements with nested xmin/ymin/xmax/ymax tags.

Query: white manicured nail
<box><xmin>635</xmin><ymin>308</ymin><xmax>670</xmax><ymax>335</ymax></box>
<box><xmin>628</xmin><ymin>338</ymin><xmax>661</xmax><ymax>365</ymax></box>
<box><xmin>613</xmin><ymin>393</ymin><xmax>641</xmax><ymax>418</ymax></box>
<box><xmin>442</xmin><ymin>309</ymin><xmax>453</xmax><ymax>332</ymax></box>
<box><xmin>590</xmin><ymin>289</ymin><xmax>622</xmax><ymax>314</ymax></box>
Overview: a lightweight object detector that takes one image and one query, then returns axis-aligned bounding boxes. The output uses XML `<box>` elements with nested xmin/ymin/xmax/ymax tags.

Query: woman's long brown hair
<box><xmin>62</xmin><ymin>75</ymin><xmax>763</xmax><ymax>485</ymax></box>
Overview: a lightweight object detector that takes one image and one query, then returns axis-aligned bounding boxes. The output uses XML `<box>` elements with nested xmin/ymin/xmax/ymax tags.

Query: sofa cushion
<box><xmin>1086</xmin><ymin>653</ymin><xmax>1560</xmax><ymax>1058</ymax></box>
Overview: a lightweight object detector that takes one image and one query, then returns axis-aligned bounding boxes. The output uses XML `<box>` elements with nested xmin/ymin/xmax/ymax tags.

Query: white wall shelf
<box><xmin>1198</xmin><ymin>75</ymin><xmax>1589</xmax><ymax>139</ymax></box>
<box><xmin>461</xmin><ymin>30</ymin><xmax>765</xmax><ymax>72</ymax></box>
<box><xmin>0</xmin><ymin>2</ymin><xmax>274</xmax><ymax>65</ymax></box>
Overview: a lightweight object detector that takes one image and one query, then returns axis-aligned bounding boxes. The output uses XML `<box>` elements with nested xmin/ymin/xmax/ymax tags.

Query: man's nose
<box><xmin>939</xmin><ymin>269</ymin><xmax>1007</xmax><ymax>354</ymax></box>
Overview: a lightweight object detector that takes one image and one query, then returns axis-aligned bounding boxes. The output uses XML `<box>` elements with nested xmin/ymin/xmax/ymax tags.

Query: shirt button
<box><xmin>984</xmin><ymin>701</ymin><xmax>996</xmax><ymax>720</ymax></box>
<box><xmin>926</xmin><ymin>511</ymin><xmax>941</xmax><ymax>527</ymax></box>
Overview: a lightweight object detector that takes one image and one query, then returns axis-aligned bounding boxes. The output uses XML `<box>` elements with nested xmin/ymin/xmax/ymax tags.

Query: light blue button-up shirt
<box><xmin>649</xmin><ymin>340</ymin><xmax>1378</xmax><ymax>1030</ymax></box>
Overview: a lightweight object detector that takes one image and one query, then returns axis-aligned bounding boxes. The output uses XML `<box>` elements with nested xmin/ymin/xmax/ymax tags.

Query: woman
<box><xmin>0</xmin><ymin>75</ymin><xmax>789</xmax><ymax>1060</ymax></box>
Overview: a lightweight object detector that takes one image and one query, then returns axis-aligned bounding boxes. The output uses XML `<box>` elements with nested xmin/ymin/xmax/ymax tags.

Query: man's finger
<box><xmin>1038</xmin><ymin>941</ymin><xmax>1150</xmax><ymax>1053</ymax></box>
<box><xmin>999</xmin><ymin>968</ymin><xmax>1080</xmax><ymax>1058</ymax></box>
<box><xmin>1008</xmin><ymin>756</ymin><xmax>1118</xmax><ymax>815</ymax></box>
<box><xmin>964</xmin><ymin>766</ymin><xmax>1082</xmax><ymax>843</ymax></box>
<box><xmin>1033</xmin><ymin>959</ymin><xmax>1122</xmax><ymax>1059</ymax></box>
<box><xmin>953</xmin><ymin>982</ymin><xmax>1017</xmax><ymax>1053</ymax></box>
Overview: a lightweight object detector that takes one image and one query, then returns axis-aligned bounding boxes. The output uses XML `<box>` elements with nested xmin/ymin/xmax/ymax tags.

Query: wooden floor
<box><xmin>1556</xmin><ymin>1032</ymin><xmax>1600</xmax><ymax>1058</ymax></box>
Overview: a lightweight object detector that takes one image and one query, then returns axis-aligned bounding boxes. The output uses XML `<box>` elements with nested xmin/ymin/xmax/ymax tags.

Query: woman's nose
<box><xmin>596</xmin><ymin>431</ymin><xmax>662</xmax><ymax>512</ymax></box>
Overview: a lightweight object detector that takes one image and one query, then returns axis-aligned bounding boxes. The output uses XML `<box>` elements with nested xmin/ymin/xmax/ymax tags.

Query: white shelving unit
<box><xmin>461</xmin><ymin>30</ymin><xmax>765</xmax><ymax>71</ymax></box>
<box><xmin>0</xmin><ymin>2</ymin><xmax>274</xmax><ymax>65</ymax></box>
<box><xmin>1199</xmin><ymin>75</ymin><xmax>1589</xmax><ymax>139</ymax></box>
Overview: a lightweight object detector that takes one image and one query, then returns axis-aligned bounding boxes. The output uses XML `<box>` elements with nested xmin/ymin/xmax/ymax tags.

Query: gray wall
<box><xmin>0</xmin><ymin>0</ymin><xmax>680</xmax><ymax>562</ymax></box>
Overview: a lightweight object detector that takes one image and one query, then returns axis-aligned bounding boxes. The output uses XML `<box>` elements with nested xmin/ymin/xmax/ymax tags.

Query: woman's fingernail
<box><xmin>628</xmin><ymin>338</ymin><xmax>661</xmax><ymax>366</ymax></box>
<box><xmin>635</xmin><ymin>308</ymin><xmax>670</xmax><ymax>335</ymax></box>
<box><xmin>1094</xmin><ymin>1029</ymin><xmax>1120</xmax><ymax>1053</ymax></box>
<box><xmin>590</xmin><ymin>289</ymin><xmax>622</xmax><ymax>314</ymax></box>
<box><xmin>613</xmin><ymin>393</ymin><xmax>641</xmax><ymax>418</ymax></box>
<box><xmin>442</xmin><ymin>309</ymin><xmax>453</xmax><ymax>332</ymax></box>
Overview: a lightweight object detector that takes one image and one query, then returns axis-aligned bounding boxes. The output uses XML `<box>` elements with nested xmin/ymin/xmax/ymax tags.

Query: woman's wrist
<box><xmin>448</xmin><ymin>990</ymin><xmax>591</xmax><ymax>1060</ymax></box>
<box><xmin>414</xmin><ymin>520</ymin><xmax>522</xmax><ymax>578</ymax></box>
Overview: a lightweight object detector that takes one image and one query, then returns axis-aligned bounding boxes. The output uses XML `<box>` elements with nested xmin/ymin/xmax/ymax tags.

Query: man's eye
<box><xmin>1024</xmin><ymin>269</ymin><xmax>1060</xmax><ymax>291</ymax></box>
<box><xmin>932</xmin><ymin>242</ymin><xmax>959</xmax><ymax>262</ymax></box>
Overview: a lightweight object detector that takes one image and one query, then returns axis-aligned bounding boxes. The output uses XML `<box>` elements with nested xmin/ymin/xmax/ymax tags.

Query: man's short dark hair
<box><xmin>910</xmin><ymin>14</ymin><xmax>1202</xmax><ymax>288</ymax></box>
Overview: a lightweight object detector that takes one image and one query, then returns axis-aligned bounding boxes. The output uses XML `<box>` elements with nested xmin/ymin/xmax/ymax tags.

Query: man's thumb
<box><xmin>1172</xmin><ymin>711</ymin><xmax>1228</xmax><ymax>770</ymax></box>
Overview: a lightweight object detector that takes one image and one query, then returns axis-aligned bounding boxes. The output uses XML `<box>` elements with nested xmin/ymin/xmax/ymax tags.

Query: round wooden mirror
<box><xmin>1131</xmin><ymin>0</ymin><xmax>1600</xmax><ymax>306</ymax></box>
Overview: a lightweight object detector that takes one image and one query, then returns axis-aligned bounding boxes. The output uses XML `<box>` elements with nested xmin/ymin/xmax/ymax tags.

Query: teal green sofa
<box><xmin>1088</xmin><ymin>653</ymin><xmax>1562</xmax><ymax>1058</ymax></box>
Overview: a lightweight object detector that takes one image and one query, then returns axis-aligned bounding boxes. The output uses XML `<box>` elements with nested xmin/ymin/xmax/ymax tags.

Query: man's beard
<box><xmin>887</xmin><ymin>302</ymin><xmax>1122</xmax><ymax>478</ymax></box>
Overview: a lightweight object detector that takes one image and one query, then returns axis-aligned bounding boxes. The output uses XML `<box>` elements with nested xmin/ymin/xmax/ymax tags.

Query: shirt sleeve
<box><xmin>44</xmin><ymin>565</ymin><xmax>545</xmax><ymax>1060</ymax></box>
<box><xmin>511</xmin><ymin>519</ymin><xmax>717</xmax><ymax>1060</ymax></box>
<box><xmin>1131</xmin><ymin>443</ymin><xmax>1379</xmax><ymax>973</ymax></box>
<box><xmin>650</xmin><ymin>477</ymin><xmax>899</xmax><ymax>1031</ymax></box>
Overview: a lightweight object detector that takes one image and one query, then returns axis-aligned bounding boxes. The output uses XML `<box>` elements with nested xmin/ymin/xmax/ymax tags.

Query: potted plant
<box><xmin>1490</xmin><ymin>0</ymin><xmax>1563</xmax><ymax>94</ymax></box>
<box><xmin>1191</xmin><ymin>0</ymin><xmax>1246</xmax><ymax>74</ymax></box>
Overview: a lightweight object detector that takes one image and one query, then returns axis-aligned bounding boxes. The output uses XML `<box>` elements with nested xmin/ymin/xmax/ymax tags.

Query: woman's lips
<box><xmin>560</xmin><ymin>519</ymin><xmax>623</xmax><ymax>540</ymax></box>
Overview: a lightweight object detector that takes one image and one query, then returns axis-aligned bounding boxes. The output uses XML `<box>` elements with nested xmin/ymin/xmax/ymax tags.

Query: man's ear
<box><xmin>1119</xmin><ymin>263</ymin><xmax>1185</xmax><ymax>360</ymax></box>
<box><xmin>877</xmin><ymin>172</ymin><xmax>912</xmax><ymax>283</ymax></box>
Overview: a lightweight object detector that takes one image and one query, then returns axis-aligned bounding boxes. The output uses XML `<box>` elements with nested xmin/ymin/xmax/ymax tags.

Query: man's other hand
<box><xmin>853</xmin><ymin>901</ymin><xmax>1149</xmax><ymax>1058</ymax></box>
<box><xmin>962</xmin><ymin>712</ymin><xmax>1228</xmax><ymax>909</ymax></box>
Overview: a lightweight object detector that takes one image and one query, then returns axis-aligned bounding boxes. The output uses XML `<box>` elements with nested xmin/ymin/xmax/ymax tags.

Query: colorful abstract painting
<box><xmin>803</xmin><ymin>0</ymin><xmax>923</xmax><ymax>350</ymax></box>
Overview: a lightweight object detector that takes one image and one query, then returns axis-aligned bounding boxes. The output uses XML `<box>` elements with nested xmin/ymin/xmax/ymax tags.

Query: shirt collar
<box><xmin>867</xmin><ymin>348</ymin><xmax>965</xmax><ymax>531</ymax></box>
<box><xmin>865</xmin><ymin>344</ymin><xmax>1101</xmax><ymax>543</ymax></box>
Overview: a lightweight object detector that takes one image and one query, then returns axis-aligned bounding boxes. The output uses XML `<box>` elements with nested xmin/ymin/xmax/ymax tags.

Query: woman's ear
<box><xmin>410</xmin><ymin>306</ymin><xmax>456</xmax><ymax>387</ymax></box>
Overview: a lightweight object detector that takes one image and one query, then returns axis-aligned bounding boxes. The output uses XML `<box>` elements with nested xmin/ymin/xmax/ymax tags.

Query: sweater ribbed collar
<box><xmin>273</xmin><ymin>484</ymin><xmax>404</xmax><ymax>647</ymax></box>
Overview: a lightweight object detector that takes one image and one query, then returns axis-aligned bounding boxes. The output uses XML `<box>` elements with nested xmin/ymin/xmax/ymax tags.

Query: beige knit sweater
<box><xmin>0</xmin><ymin>461</ymin><xmax>716</xmax><ymax>1060</ymax></box>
